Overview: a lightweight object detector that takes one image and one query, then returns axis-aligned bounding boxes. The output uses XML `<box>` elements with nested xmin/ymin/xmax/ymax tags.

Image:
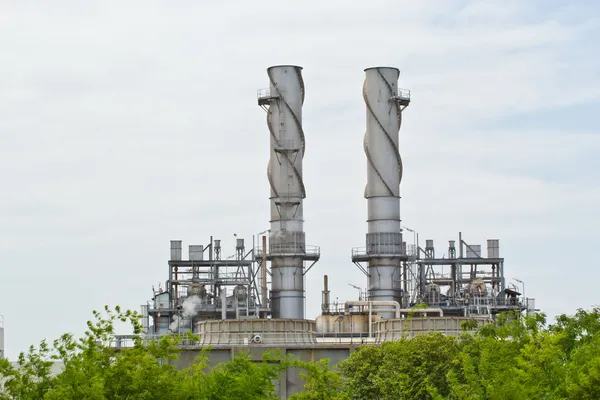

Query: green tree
<box><xmin>289</xmin><ymin>358</ymin><xmax>346</xmax><ymax>400</ymax></box>
<box><xmin>4</xmin><ymin>305</ymin><xmax>600</xmax><ymax>399</ymax></box>
<box><xmin>448</xmin><ymin>312</ymin><xmax>560</xmax><ymax>400</ymax></box>
<box><xmin>0</xmin><ymin>306</ymin><xmax>284</xmax><ymax>400</ymax></box>
<box><xmin>338</xmin><ymin>332</ymin><xmax>457</xmax><ymax>400</ymax></box>
<box><xmin>336</xmin><ymin>345</ymin><xmax>382</xmax><ymax>400</ymax></box>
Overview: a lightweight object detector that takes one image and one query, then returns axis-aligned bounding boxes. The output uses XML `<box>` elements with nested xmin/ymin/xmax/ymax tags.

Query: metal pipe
<box><xmin>345</xmin><ymin>301</ymin><xmax>444</xmax><ymax>319</ymax></box>
<box><xmin>398</xmin><ymin>308</ymin><xmax>444</xmax><ymax>317</ymax></box>
<box><xmin>221</xmin><ymin>288</ymin><xmax>227</xmax><ymax>320</ymax></box>
<box><xmin>322</xmin><ymin>275</ymin><xmax>330</xmax><ymax>314</ymax></box>
<box><xmin>345</xmin><ymin>300</ymin><xmax>402</xmax><ymax>318</ymax></box>
<box><xmin>368</xmin><ymin>304</ymin><xmax>372</xmax><ymax>338</ymax></box>
<box><xmin>261</xmin><ymin>235</ymin><xmax>268</xmax><ymax>306</ymax></box>
<box><xmin>174</xmin><ymin>266</ymin><xmax>178</xmax><ymax>307</ymax></box>
<box><xmin>402</xmin><ymin>242</ymin><xmax>408</xmax><ymax>307</ymax></box>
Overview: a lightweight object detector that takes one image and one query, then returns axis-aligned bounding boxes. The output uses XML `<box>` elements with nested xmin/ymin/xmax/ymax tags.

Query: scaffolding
<box><xmin>146</xmin><ymin>236</ymin><xmax>271</xmax><ymax>335</ymax></box>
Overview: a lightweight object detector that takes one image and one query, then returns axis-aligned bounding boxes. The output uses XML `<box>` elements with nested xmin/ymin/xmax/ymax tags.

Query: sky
<box><xmin>1</xmin><ymin>0</ymin><xmax>599</xmax><ymax>360</ymax></box>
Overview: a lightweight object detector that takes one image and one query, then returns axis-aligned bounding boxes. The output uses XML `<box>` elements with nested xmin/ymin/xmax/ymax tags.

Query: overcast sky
<box><xmin>1</xmin><ymin>0</ymin><xmax>599</xmax><ymax>360</ymax></box>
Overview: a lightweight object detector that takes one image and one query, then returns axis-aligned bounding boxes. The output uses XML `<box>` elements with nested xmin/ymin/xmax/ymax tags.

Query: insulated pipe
<box><xmin>221</xmin><ymin>289</ymin><xmax>227</xmax><ymax>320</ymax></box>
<box><xmin>261</xmin><ymin>235</ymin><xmax>268</xmax><ymax>306</ymax></box>
<box><xmin>322</xmin><ymin>275</ymin><xmax>330</xmax><ymax>314</ymax></box>
<box><xmin>344</xmin><ymin>301</ymin><xmax>444</xmax><ymax>319</ymax></box>
<box><xmin>345</xmin><ymin>300</ymin><xmax>402</xmax><ymax>319</ymax></box>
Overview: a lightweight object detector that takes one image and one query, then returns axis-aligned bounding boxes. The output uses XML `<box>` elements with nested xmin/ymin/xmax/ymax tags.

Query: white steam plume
<box><xmin>169</xmin><ymin>295</ymin><xmax>202</xmax><ymax>332</ymax></box>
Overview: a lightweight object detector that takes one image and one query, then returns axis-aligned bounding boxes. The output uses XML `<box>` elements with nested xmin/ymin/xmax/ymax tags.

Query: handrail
<box><xmin>393</xmin><ymin>88</ymin><xmax>411</xmax><ymax>100</ymax></box>
<box><xmin>352</xmin><ymin>247</ymin><xmax>406</xmax><ymax>257</ymax></box>
<box><xmin>257</xmin><ymin>88</ymin><xmax>279</xmax><ymax>99</ymax></box>
<box><xmin>255</xmin><ymin>245</ymin><xmax>320</xmax><ymax>256</ymax></box>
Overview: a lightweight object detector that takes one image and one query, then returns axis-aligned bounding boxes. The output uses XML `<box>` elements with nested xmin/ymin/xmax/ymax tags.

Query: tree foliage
<box><xmin>338</xmin><ymin>332</ymin><xmax>457</xmax><ymax>400</ymax></box>
<box><xmin>2</xmin><ymin>306</ymin><xmax>600</xmax><ymax>399</ymax></box>
<box><xmin>288</xmin><ymin>359</ymin><xmax>347</xmax><ymax>400</ymax></box>
<box><xmin>337</xmin><ymin>308</ymin><xmax>600</xmax><ymax>400</ymax></box>
<box><xmin>0</xmin><ymin>306</ymin><xmax>286</xmax><ymax>400</ymax></box>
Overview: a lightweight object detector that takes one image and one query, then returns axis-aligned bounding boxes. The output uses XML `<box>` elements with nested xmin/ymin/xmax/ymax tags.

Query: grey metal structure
<box><xmin>257</xmin><ymin>65</ymin><xmax>320</xmax><ymax>319</ymax></box>
<box><xmin>405</xmin><ymin>233</ymin><xmax>534</xmax><ymax>317</ymax></box>
<box><xmin>352</xmin><ymin>67</ymin><xmax>411</xmax><ymax>315</ymax></box>
<box><xmin>124</xmin><ymin>65</ymin><xmax>537</xmax><ymax>399</ymax></box>
<box><xmin>146</xmin><ymin>237</ymin><xmax>270</xmax><ymax>335</ymax></box>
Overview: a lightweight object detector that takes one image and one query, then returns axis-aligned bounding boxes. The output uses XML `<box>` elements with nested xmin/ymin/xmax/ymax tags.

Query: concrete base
<box><xmin>197</xmin><ymin>318</ymin><xmax>317</xmax><ymax>345</ymax></box>
<box><xmin>170</xmin><ymin>344</ymin><xmax>355</xmax><ymax>400</ymax></box>
<box><xmin>375</xmin><ymin>316</ymin><xmax>491</xmax><ymax>342</ymax></box>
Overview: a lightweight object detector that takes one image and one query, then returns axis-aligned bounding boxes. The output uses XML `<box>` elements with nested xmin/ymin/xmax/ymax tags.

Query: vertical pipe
<box><xmin>402</xmin><ymin>241</ymin><xmax>407</xmax><ymax>307</ymax></box>
<box><xmin>174</xmin><ymin>266</ymin><xmax>178</xmax><ymax>306</ymax></box>
<box><xmin>368</xmin><ymin>302</ymin><xmax>372</xmax><ymax>338</ymax></box>
<box><xmin>451</xmin><ymin>264</ymin><xmax>456</xmax><ymax>297</ymax></box>
<box><xmin>402</xmin><ymin>263</ymin><xmax>408</xmax><ymax>307</ymax></box>
<box><xmin>261</xmin><ymin>235</ymin><xmax>268</xmax><ymax>307</ymax></box>
<box><xmin>322</xmin><ymin>275</ymin><xmax>330</xmax><ymax>313</ymax></box>
<box><xmin>221</xmin><ymin>288</ymin><xmax>227</xmax><ymax>320</ymax></box>
<box><xmin>459</xmin><ymin>232</ymin><xmax>463</xmax><ymax>258</ymax></box>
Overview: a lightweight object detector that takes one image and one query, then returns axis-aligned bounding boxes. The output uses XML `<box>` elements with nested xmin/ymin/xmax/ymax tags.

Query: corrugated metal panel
<box><xmin>156</xmin><ymin>292</ymin><xmax>170</xmax><ymax>309</ymax></box>
<box><xmin>487</xmin><ymin>239</ymin><xmax>499</xmax><ymax>258</ymax></box>
<box><xmin>466</xmin><ymin>245</ymin><xmax>481</xmax><ymax>258</ymax></box>
<box><xmin>189</xmin><ymin>245</ymin><xmax>204</xmax><ymax>261</ymax></box>
<box><xmin>170</xmin><ymin>240</ymin><xmax>182</xmax><ymax>261</ymax></box>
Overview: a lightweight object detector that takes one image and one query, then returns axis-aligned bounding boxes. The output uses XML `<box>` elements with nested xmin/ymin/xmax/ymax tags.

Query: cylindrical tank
<box><xmin>342</xmin><ymin>314</ymin><xmax>369</xmax><ymax>333</ymax></box>
<box><xmin>464</xmin><ymin>279</ymin><xmax>488</xmax><ymax>297</ymax></box>
<box><xmin>316</xmin><ymin>315</ymin><xmax>337</xmax><ymax>334</ymax></box>
<box><xmin>233</xmin><ymin>285</ymin><xmax>247</xmax><ymax>302</ymax></box>
<box><xmin>187</xmin><ymin>283</ymin><xmax>207</xmax><ymax>298</ymax></box>
<box><xmin>236</xmin><ymin>238</ymin><xmax>245</xmax><ymax>250</ymax></box>
<box><xmin>315</xmin><ymin>314</ymin><xmax>382</xmax><ymax>334</ymax></box>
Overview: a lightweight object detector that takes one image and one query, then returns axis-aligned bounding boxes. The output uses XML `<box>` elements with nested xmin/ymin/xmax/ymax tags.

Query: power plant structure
<box><xmin>125</xmin><ymin>65</ymin><xmax>535</xmax><ymax>399</ymax></box>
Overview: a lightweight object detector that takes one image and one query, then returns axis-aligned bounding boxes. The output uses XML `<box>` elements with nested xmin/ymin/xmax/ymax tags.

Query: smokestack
<box><xmin>258</xmin><ymin>65</ymin><xmax>320</xmax><ymax>319</ymax></box>
<box><xmin>356</xmin><ymin>67</ymin><xmax>410</xmax><ymax>317</ymax></box>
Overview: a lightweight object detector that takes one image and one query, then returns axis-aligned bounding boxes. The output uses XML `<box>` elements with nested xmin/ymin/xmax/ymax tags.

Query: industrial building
<box><xmin>120</xmin><ymin>65</ymin><xmax>534</xmax><ymax>399</ymax></box>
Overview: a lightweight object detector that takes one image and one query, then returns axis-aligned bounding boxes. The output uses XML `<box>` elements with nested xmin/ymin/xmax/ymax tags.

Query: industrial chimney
<box><xmin>352</xmin><ymin>67</ymin><xmax>410</xmax><ymax>316</ymax></box>
<box><xmin>258</xmin><ymin>65</ymin><xmax>320</xmax><ymax>319</ymax></box>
